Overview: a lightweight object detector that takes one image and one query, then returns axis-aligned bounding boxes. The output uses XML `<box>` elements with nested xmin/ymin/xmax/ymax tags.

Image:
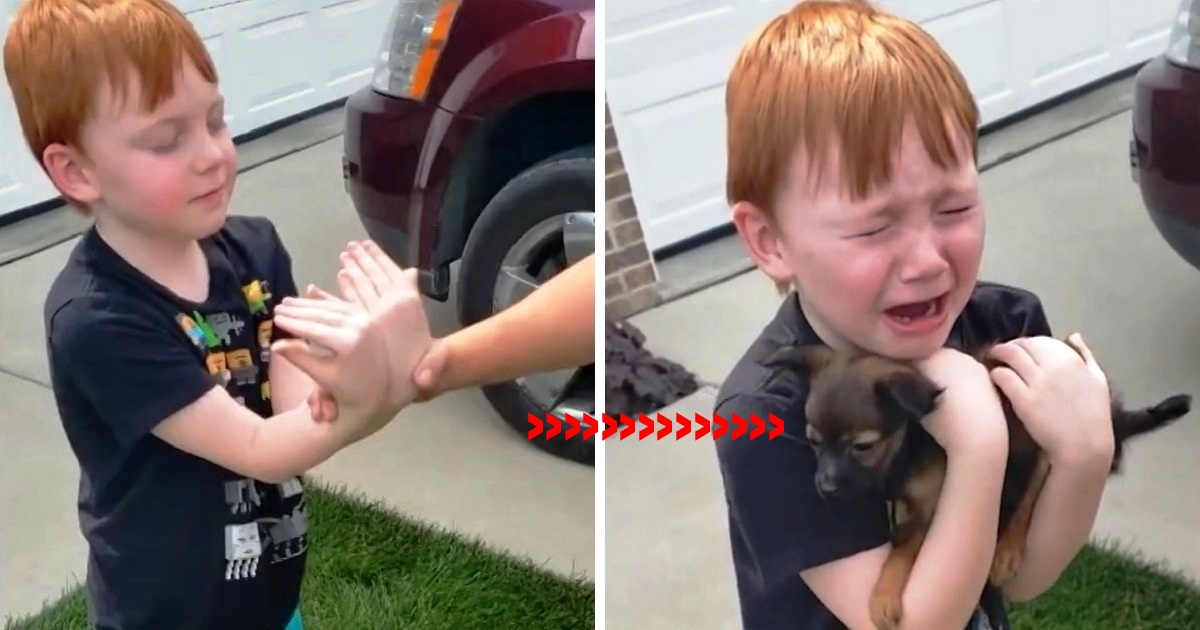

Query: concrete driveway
<box><xmin>607</xmin><ymin>109</ymin><xmax>1200</xmax><ymax>628</ymax></box>
<box><xmin>0</xmin><ymin>131</ymin><xmax>594</xmax><ymax>621</ymax></box>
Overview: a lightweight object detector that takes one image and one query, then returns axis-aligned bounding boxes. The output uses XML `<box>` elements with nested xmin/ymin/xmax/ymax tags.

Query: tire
<box><xmin>457</xmin><ymin>146</ymin><xmax>596</xmax><ymax>466</ymax></box>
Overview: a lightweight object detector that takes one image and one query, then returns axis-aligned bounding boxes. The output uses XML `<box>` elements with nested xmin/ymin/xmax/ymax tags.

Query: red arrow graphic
<box><xmin>525</xmin><ymin>412</ymin><xmax>786</xmax><ymax>441</ymax></box>
<box><xmin>545</xmin><ymin>414</ymin><xmax>562</xmax><ymax>439</ymax></box>
<box><xmin>730</xmin><ymin>414</ymin><xmax>747</xmax><ymax>440</ymax></box>
<box><xmin>602</xmin><ymin>414</ymin><xmax>618</xmax><ymax>440</ymax></box>
<box><xmin>656</xmin><ymin>413</ymin><xmax>672</xmax><ymax>440</ymax></box>
<box><xmin>748</xmin><ymin>414</ymin><xmax>765</xmax><ymax>440</ymax></box>
<box><xmin>712</xmin><ymin>414</ymin><xmax>728</xmax><ymax>440</ymax></box>
<box><xmin>620</xmin><ymin>414</ymin><xmax>636</xmax><ymax>440</ymax></box>
<box><xmin>638</xmin><ymin>414</ymin><xmax>654</xmax><ymax>440</ymax></box>
<box><xmin>582</xmin><ymin>414</ymin><xmax>598</xmax><ymax>440</ymax></box>
<box><xmin>563</xmin><ymin>414</ymin><xmax>580</xmax><ymax>440</ymax></box>
<box><xmin>676</xmin><ymin>413</ymin><xmax>691</xmax><ymax>439</ymax></box>
<box><xmin>769</xmin><ymin>414</ymin><xmax>784</xmax><ymax>439</ymax></box>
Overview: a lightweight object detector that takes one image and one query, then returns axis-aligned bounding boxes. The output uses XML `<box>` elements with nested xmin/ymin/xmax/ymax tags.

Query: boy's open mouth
<box><xmin>884</xmin><ymin>293</ymin><xmax>948</xmax><ymax>331</ymax></box>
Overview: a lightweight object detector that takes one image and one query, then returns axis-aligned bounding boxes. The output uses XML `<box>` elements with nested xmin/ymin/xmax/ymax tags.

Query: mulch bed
<box><xmin>604</xmin><ymin>319</ymin><xmax>700</xmax><ymax>417</ymax></box>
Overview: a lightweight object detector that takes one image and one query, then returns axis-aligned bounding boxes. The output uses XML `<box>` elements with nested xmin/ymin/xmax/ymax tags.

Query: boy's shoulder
<box><xmin>44</xmin><ymin>215</ymin><xmax>290</xmax><ymax>344</ymax></box>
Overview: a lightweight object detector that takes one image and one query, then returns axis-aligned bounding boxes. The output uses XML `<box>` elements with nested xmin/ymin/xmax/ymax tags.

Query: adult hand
<box><xmin>915</xmin><ymin>347</ymin><xmax>1009</xmax><ymax>457</ymax></box>
<box><xmin>411</xmin><ymin>339</ymin><xmax>449</xmax><ymax>402</ymax></box>
<box><xmin>280</xmin><ymin>240</ymin><xmax>434</xmax><ymax>419</ymax></box>
<box><xmin>297</xmin><ymin>284</ymin><xmax>340</xmax><ymax>422</ymax></box>
<box><xmin>987</xmin><ymin>334</ymin><xmax>1113</xmax><ymax>464</ymax></box>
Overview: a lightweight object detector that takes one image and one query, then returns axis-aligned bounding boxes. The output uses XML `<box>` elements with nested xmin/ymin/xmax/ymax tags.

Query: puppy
<box><xmin>765</xmin><ymin>342</ymin><xmax>1191</xmax><ymax>630</ymax></box>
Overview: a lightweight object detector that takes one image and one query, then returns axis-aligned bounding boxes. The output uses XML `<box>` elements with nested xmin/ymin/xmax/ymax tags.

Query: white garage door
<box><xmin>0</xmin><ymin>0</ymin><xmax>392</xmax><ymax>217</ymax></box>
<box><xmin>607</xmin><ymin>0</ymin><xmax>1180</xmax><ymax>254</ymax></box>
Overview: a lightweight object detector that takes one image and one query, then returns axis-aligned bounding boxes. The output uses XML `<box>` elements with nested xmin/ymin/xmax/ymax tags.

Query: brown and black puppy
<box><xmin>765</xmin><ymin>342</ymin><xmax>1191</xmax><ymax>630</ymax></box>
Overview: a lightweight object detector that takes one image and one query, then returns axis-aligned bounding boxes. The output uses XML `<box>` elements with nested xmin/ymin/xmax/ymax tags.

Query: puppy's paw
<box><xmin>990</xmin><ymin>543</ymin><xmax>1023</xmax><ymax>587</ymax></box>
<box><xmin>869</xmin><ymin>589</ymin><xmax>903</xmax><ymax>630</ymax></box>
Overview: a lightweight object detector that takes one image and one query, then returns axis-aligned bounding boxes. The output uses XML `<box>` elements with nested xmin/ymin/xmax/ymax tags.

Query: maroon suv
<box><xmin>1131</xmin><ymin>1</ymin><xmax>1200</xmax><ymax>270</ymax></box>
<box><xmin>341</xmin><ymin>0</ymin><xmax>595</xmax><ymax>465</ymax></box>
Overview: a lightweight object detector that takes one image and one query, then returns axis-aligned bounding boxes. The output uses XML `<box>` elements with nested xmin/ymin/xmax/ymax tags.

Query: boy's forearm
<box><xmin>243</xmin><ymin>405</ymin><xmax>358</xmax><ymax>483</ymax></box>
<box><xmin>438</xmin><ymin>254</ymin><xmax>595</xmax><ymax>393</ymax></box>
<box><xmin>901</xmin><ymin>449</ymin><xmax>1008</xmax><ymax>628</ymax></box>
<box><xmin>1000</xmin><ymin>451</ymin><xmax>1111</xmax><ymax>601</ymax></box>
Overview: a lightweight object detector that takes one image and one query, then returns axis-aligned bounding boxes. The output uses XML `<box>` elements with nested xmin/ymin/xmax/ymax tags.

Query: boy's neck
<box><xmin>94</xmin><ymin>215</ymin><xmax>210</xmax><ymax>302</ymax></box>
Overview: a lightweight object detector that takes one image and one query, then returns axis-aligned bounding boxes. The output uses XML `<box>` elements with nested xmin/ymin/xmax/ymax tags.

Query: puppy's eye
<box><xmin>852</xmin><ymin>442</ymin><xmax>876</xmax><ymax>452</ymax></box>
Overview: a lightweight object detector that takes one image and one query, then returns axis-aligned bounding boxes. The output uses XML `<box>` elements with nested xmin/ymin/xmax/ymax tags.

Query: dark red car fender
<box><xmin>437</xmin><ymin>9</ymin><xmax>595</xmax><ymax>118</ymax></box>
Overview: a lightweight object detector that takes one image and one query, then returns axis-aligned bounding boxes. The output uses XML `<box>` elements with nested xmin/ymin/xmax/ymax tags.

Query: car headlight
<box><xmin>1166</xmin><ymin>0</ymin><xmax>1200</xmax><ymax>69</ymax></box>
<box><xmin>370</xmin><ymin>0</ymin><xmax>461</xmax><ymax>100</ymax></box>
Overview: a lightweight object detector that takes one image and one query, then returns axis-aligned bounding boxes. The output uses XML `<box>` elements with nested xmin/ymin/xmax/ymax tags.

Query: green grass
<box><xmin>3</xmin><ymin>479</ymin><xmax>593</xmax><ymax>630</ymax></box>
<box><xmin>1009</xmin><ymin>538</ymin><xmax>1200</xmax><ymax>629</ymax></box>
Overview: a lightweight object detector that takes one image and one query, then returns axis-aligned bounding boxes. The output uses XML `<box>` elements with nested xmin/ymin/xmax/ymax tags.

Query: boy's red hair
<box><xmin>3</xmin><ymin>0</ymin><xmax>217</xmax><ymax>210</ymax></box>
<box><xmin>725</xmin><ymin>1</ymin><xmax>979</xmax><ymax>291</ymax></box>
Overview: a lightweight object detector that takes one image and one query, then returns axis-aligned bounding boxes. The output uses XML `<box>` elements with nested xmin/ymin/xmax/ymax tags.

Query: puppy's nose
<box><xmin>815</xmin><ymin>477</ymin><xmax>839</xmax><ymax>498</ymax></box>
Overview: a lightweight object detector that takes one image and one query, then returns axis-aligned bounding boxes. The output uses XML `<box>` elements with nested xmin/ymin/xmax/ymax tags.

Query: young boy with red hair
<box><xmin>3</xmin><ymin>0</ymin><xmax>430</xmax><ymax>627</ymax></box>
<box><xmin>715</xmin><ymin>2</ymin><xmax>1115</xmax><ymax>628</ymax></box>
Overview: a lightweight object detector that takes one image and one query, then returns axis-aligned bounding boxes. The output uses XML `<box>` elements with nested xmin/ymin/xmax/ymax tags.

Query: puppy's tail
<box><xmin>1109</xmin><ymin>395</ymin><xmax>1190</xmax><ymax>474</ymax></box>
<box><xmin>1115</xmin><ymin>394</ymin><xmax>1191</xmax><ymax>440</ymax></box>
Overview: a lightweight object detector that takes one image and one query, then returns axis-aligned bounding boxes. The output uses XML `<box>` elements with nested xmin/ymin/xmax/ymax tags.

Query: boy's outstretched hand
<box><xmin>987</xmin><ymin>334</ymin><xmax>1115</xmax><ymax>464</ymax></box>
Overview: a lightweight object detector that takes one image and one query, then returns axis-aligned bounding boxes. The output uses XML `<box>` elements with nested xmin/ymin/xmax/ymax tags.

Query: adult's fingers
<box><xmin>336</xmin><ymin>269</ymin><xmax>362</xmax><ymax>306</ymax></box>
<box><xmin>1013</xmin><ymin>336</ymin><xmax>1083</xmax><ymax>366</ymax></box>
<box><xmin>348</xmin><ymin>241</ymin><xmax>393</xmax><ymax>294</ymax></box>
<box><xmin>363</xmin><ymin>240</ymin><xmax>409</xmax><ymax>286</ymax></box>
<box><xmin>339</xmin><ymin>251</ymin><xmax>381</xmax><ymax>310</ymax></box>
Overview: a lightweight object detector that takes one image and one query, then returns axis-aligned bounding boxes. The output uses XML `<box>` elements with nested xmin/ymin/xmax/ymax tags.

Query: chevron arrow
<box><xmin>730</xmin><ymin>414</ymin><xmax>747</xmax><ymax>440</ymax></box>
<box><xmin>655</xmin><ymin>413</ymin><xmax>671</xmax><ymax>440</ymax></box>
<box><xmin>638</xmin><ymin>414</ymin><xmax>654</xmax><ymax>439</ymax></box>
<box><xmin>528</xmin><ymin>413</ymin><xmax>543</xmax><ymax>440</ymax></box>
<box><xmin>749</xmin><ymin>414</ymin><xmax>766</xmax><ymax>440</ymax></box>
<box><xmin>545</xmin><ymin>414</ymin><xmax>562</xmax><ymax>439</ymax></box>
<box><xmin>601</xmin><ymin>414</ymin><xmax>617</xmax><ymax>440</ymax></box>
<box><xmin>563</xmin><ymin>414</ymin><xmax>581</xmax><ymax>440</ymax></box>
<box><xmin>695</xmin><ymin>414</ymin><xmax>710</xmax><ymax>439</ymax></box>
<box><xmin>582</xmin><ymin>414</ymin><xmax>598</xmax><ymax>440</ymax></box>
<box><xmin>620</xmin><ymin>414</ymin><xmax>636</xmax><ymax>440</ymax></box>
<box><xmin>769</xmin><ymin>414</ymin><xmax>784</xmax><ymax>439</ymax></box>
<box><xmin>676</xmin><ymin>413</ymin><xmax>692</xmax><ymax>439</ymax></box>
<box><xmin>712</xmin><ymin>414</ymin><xmax>728</xmax><ymax>439</ymax></box>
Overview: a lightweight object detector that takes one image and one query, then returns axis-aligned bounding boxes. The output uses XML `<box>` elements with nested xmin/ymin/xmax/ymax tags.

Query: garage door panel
<box><xmin>921</xmin><ymin>2</ymin><xmax>1018</xmax><ymax>126</ymax></box>
<box><xmin>607</xmin><ymin>4</ymin><xmax>741</xmax><ymax>81</ymax></box>
<box><xmin>1111</xmin><ymin>0</ymin><xmax>1176</xmax><ymax>67</ymax></box>
<box><xmin>186</xmin><ymin>7</ymin><xmax>242</xmax><ymax>132</ymax></box>
<box><xmin>318</xmin><ymin>0</ymin><xmax>391</xmax><ymax>92</ymax></box>
<box><xmin>618</xmin><ymin>87</ymin><xmax>729</xmax><ymax>251</ymax></box>
<box><xmin>234</xmin><ymin>1</ymin><xmax>323</xmax><ymax>130</ymax></box>
<box><xmin>883</xmin><ymin>0</ymin><xmax>994</xmax><ymax>24</ymax></box>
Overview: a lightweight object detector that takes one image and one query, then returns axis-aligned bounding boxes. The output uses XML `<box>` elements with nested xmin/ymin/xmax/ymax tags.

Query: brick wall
<box><xmin>604</xmin><ymin>102</ymin><xmax>662</xmax><ymax>320</ymax></box>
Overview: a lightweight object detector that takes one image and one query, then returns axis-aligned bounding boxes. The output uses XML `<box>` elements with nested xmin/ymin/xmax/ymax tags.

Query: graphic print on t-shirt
<box><xmin>183</xmin><ymin>274</ymin><xmax>309</xmax><ymax>585</ymax></box>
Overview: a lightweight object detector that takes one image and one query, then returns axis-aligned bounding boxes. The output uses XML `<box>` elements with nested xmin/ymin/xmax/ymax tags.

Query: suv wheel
<box><xmin>457</xmin><ymin>146</ymin><xmax>596</xmax><ymax>466</ymax></box>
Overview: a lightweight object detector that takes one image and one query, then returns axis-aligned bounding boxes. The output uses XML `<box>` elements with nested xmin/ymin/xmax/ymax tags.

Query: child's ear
<box><xmin>42</xmin><ymin>143</ymin><xmax>101</xmax><ymax>205</ymax></box>
<box><xmin>874</xmin><ymin>370</ymin><xmax>943</xmax><ymax>423</ymax></box>
<box><xmin>731</xmin><ymin>201</ymin><xmax>793</xmax><ymax>286</ymax></box>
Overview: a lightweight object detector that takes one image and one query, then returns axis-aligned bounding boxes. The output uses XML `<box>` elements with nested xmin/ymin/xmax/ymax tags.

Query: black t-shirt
<box><xmin>44</xmin><ymin>216</ymin><xmax>309</xmax><ymax>630</ymax></box>
<box><xmin>714</xmin><ymin>281</ymin><xmax>1053</xmax><ymax>630</ymax></box>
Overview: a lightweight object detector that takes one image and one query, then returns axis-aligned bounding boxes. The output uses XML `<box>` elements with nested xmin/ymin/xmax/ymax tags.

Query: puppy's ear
<box><xmin>763</xmin><ymin>344</ymin><xmax>835</xmax><ymax>379</ymax></box>
<box><xmin>874</xmin><ymin>370</ymin><xmax>944</xmax><ymax>423</ymax></box>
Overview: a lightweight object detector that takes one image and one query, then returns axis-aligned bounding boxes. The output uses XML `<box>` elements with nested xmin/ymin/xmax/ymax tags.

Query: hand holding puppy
<box><xmin>987</xmin><ymin>334</ymin><xmax>1114</xmax><ymax>465</ymax></box>
<box><xmin>915</xmin><ymin>347</ymin><xmax>1009</xmax><ymax>459</ymax></box>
